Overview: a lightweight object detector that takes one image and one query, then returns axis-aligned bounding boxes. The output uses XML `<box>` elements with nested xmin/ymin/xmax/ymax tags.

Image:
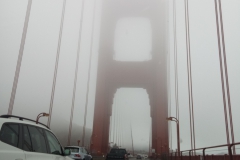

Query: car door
<box><xmin>0</xmin><ymin>123</ymin><xmax>26</xmax><ymax>160</ymax></box>
<box><xmin>82</xmin><ymin>148</ymin><xmax>91</xmax><ymax>160</ymax></box>
<box><xmin>44</xmin><ymin>129</ymin><xmax>70</xmax><ymax>160</ymax></box>
<box><xmin>23</xmin><ymin>125</ymin><xmax>53</xmax><ymax>160</ymax></box>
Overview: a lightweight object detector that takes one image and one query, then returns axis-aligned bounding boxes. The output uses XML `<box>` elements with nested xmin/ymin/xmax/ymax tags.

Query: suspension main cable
<box><xmin>47</xmin><ymin>0</ymin><xmax>67</xmax><ymax>127</ymax></box>
<box><xmin>82</xmin><ymin>0</ymin><xmax>97</xmax><ymax>146</ymax></box>
<box><xmin>214</xmin><ymin>0</ymin><xmax>230</xmax><ymax>145</ymax></box>
<box><xmin>8</xmin><ymin>0</ymin><xmax>32</xmax><ymax>115</ymax></box>
<box><xmin>67</xmin><ymin>0</ymin><xmax>85</xmax><ymax>146</ymax></box>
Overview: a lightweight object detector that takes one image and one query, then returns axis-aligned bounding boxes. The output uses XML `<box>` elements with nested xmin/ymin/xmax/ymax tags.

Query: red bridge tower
<box><xmin>91</xmin><ymin>0</ymin><xmax>169</xmax><ymax>155</ymax></box>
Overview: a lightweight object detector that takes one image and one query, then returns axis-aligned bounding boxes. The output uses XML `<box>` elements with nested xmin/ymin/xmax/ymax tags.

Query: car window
<box><xmin>28</xmin><ymin>126</ymin><xmax>48</xmax><ymax>153</ymax></box>
<box><xmin>45</xmin><ymin>130</ymin><xmax>62</xmax><ymax>155</ymax></box>
<box><xmin>0</xmin><ymin>123</ymin><xmax>19</xmax><ymax>148</ymax></box>
<box><xmin>110</xmin><ymin>149</ymin><xmax>127</xmax><ymax>154</ymax></box>
<box><xmin>81</xmin><ymin>148</ymin><xmax>86</xmax><ymax>154</ymax></box>
<box><xmin>65</xmin><ymin>147</ymin><xmax>79</xmax><ymax>153</ymax></box>
<box><xmin>23</xmin><ymin>125</ymin><xmax>33</xmax><ymax>151</ymax></box>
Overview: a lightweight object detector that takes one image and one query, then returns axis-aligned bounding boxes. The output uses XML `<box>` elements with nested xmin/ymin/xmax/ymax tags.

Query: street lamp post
<box><xmin>36</xmin><ymin>112</ymin><xmax>49</xmax><ymax>124</ymax></box>
<box><xmin>166</xmin><ymin>117</ymin><xmax>180</xmax><ymax>157</ymax></box>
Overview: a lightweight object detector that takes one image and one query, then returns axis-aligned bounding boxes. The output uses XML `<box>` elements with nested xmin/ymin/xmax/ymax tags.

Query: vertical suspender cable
<box><xmin>187</xmin><ymin>0</ymin><xmax>196</xmax><ymax>154</ymax></box>
<box><xmin>218</xmin><ymin>0</ymin><xmax>236</xmax><ymax>154</ymax></box>
<box><xmin>109</xmin><ymin>114</ymin><xmax>112</xmax><ymax>143</ymax></box>
<box><xmin>130</xmin><ymin>122</ymin><xmax>134</xmax><ymax>155</ymax></box>
<box><xmin>116</xmin><ymin>106</ymin><xmax>119</xmax><ymax>146</ymax></box>
<box><xmin>120</xmin><ymin>110</ymin><xmax>122</xmax><ymax>147</ymax></box>
<box><xmin>214</xmin><ymin>0</ymin><xmax>230</xmax><ymax>145</ymax></box>
<box><xmin>119</xmin><ymin>108</ymin><xmax>121</xmax><ymax>147</ymax></box>
<box><xmin>119</xmin><ymin>106</ymin><xmax>121</xmax><ymax>147</ymax></box>
<box><xmin>172</xmin><ymin>0</ymin><xmax>180</xmax><ymax>153</ymax></box>
<box><xmin>112</xmin><ymin>102</ymin><xmax>117</xmax><ymax>145</ymax></box>
<box><xmin>149</xmin><ymin>126</ymin><xmax>151</xmax><ymax>156</ymax></box>
<box><xmin>113</xmin><ymin>101</ymin><xmax>116</xmax><ymax>143</ymax></box>
<box><xmin>119</xmin><ymin>113</ymin><xmax>121</xmax><ymax>147</ymax></box>
<box><xmin>8</xmin><ymin>0</ymin><xmax>32</xmax><ymax>115</ymax></box>
<box><xmin>122</xmin><ymin>121</ymin><xmax>124</xmax><ymax>148</ymax></box>
<box><xmin>47</xmin><ymin>0</ymin><xmax>67</xmax><ymax>127</ymax></box>
<box><xmin>81</xmin><ymin>0</ymin><xmax>97</xmax><ymax>146</ymax></box>
<box><xmin>167</xmin><ymin>2</ymin><xmax>172</xmax><ymax>152</ymax></box>
<box><xmin>186</xmin><ymin>0</ymin><xmax>196</xmax><ymax>154</ymax></box>
<box><xmin>117</xmin><ymin>104</ymin><xmax>119</xmax><ymax>146</ymax></box>
<box><xmin>115</xmin><ymin>100</ymin><xmax>118</xmax><ymax>146</ymax></box>
<box><xmin>184</xmin><ymin>0</ymin><xmax>193</xmax><ymax>152</ymax></box>
<box><xmin>115</xmin><ymin>103</ymin><xmax>117</xmax><ymax>146</ymax></box>
<box><xmin>67</xmin><ymin>0</ymin><xmax>85</xmax><ymax>146</ymax></box>
<box><xmin>121</xmin><ymin>108</ymin><xmax>123</xmax><ymax>147</ymax></box>
<box><xmin>218</xmin><ymin>0</ymin><xmax>235</xmax><ymax>154</ymax></box>
<box><xmin>116</xmin><ymin>105</ymin><xmax>119</xmax><ymax>146</ymax></box>
<box><xmin>184</xmin><ymin>0</ymin><xmax>197</xmax><ymax>153</ymax></box>
<box><xmin>173</xmin><ymin>0</ymin><xmax>179</xmax><ymax>121</ymax></box>
<box><xmin>114</xmin><ymin>100</ymin><xmax>118</xmax><ymax>145</ymax></box>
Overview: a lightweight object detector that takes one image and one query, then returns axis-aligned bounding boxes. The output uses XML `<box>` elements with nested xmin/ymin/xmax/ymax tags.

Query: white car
<box><xmin>64</xmin><ymin>146</ymin><xmax>92</xmax><ymax>160</ymax></box>
<box><xmin>0</xmin><ymin>115</ymin><xmax>72</xmax><ymax>160</ymax></box>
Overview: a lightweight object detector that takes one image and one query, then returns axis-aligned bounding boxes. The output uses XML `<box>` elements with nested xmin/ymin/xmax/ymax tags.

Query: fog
<box><xmin>0</xmin><ymin>0</ymin><xmax>240</xmax><ymax>154</ymax></box>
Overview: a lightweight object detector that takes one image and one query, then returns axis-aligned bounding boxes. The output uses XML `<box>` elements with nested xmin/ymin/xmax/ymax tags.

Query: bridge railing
<box><xmin>166</xmin><ymin>142</ymin><xmax>240</xmax><ymax>160</ymax></box>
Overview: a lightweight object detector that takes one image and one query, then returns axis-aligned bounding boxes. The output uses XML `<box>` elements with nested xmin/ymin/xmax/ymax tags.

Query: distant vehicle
<box><xmin>64</xmin><ymin>146</ymin><xmax>92</xmax><ymax>160</ymax></box>
<box><xmin>106</xmin><ymin>148</ymin><xmax>130</xmax><ymax>160</ymax></box>
<box><xmin>128</xmin><ymin>154</ymin><xmax>133</xmax><ymax>158</ymax></box>
<box><xmin>83</xmin><ymin>148</ymin><xmax>93</xmax><ymax>160</ymax></box>
<box><xmin>0</xmin><ymin>114</ymin><xmax>72</xmax><ymax>160</ymax></box>
<box><xmin>88</xmin><ymin>152</ymin><xmax>93</xmax><ymax>160</ymax></box>
<box><xmin>136</xmin><ymin>155</ymin><xmax>142</xmax><ymax>159</ymax></box>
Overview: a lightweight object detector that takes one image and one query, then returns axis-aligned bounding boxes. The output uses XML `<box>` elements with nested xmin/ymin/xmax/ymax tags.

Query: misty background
<box><xmin>0</xmin><ymin>0</ymin><xmax>240</xmax><ymax>154</ymax></box>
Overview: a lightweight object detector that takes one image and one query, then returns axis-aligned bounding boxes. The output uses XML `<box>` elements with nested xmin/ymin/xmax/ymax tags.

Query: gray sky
<box><xmin>0</xmin><ymin>0</ymin><xmax>240</xmax><ymax>154</ymax></box>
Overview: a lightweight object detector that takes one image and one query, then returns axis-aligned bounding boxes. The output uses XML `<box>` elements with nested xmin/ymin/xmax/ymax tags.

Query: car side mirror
<box><xmin>64</xmin><ymin>149</ymin><xmax>71</xmax><ymax>156</ymax></box>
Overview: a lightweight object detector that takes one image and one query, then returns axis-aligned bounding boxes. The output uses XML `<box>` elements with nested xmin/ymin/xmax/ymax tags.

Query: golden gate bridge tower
<box><xmin>91</xmin><ymin>0</ymin><xmax>169</xmax><ymax>155</ymax></box>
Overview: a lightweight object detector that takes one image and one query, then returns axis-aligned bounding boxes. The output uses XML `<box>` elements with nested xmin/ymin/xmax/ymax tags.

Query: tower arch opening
<box><xmin>109</xmin><ymin>88</ymin><xmax>151</xmax><ymax>152</ymax></box>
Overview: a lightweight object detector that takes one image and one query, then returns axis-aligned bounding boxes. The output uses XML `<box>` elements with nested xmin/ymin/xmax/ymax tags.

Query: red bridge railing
<box><xmin>166</xmin><ymin>142</ymin><xmax>240</xmax><ymax>160</ymax></box>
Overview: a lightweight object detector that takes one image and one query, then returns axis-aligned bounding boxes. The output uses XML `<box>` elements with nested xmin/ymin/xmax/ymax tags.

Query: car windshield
<box><xmin>65</xmin><ymin>147</ymin><xmax>79</xmax><ymax>153</ymax></box>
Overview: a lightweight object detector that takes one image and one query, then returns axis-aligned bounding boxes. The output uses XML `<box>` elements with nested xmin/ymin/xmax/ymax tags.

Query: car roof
<box><xmin>65</xmin><ymin>146</ymin><xmax>85</xmax><ymax>148</ymax></box>
<box><xmin>0</xmin><ymin>116</ymin><xmax>50</xmax><ymax>131</ymax></box>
